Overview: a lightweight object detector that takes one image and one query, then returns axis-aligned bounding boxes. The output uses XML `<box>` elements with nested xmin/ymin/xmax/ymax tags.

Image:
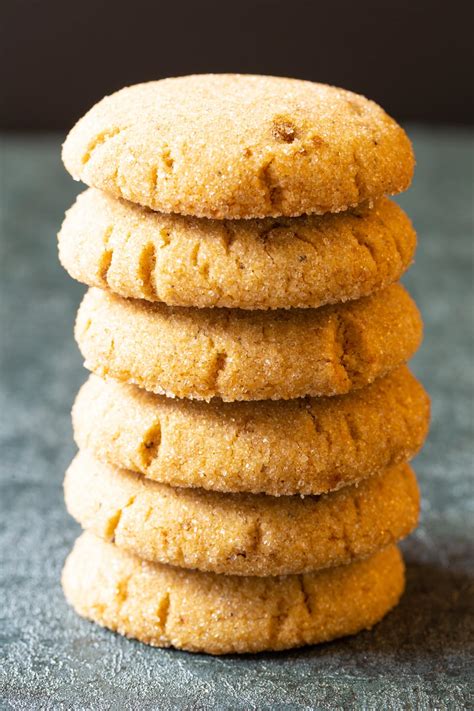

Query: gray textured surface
<box><xmin>1</xmin><ymin>129</ymin><xmax>473</xmax><ymax>710</ymax></box>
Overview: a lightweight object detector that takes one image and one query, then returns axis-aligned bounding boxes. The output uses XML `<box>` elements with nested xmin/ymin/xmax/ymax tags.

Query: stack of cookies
<box><xmin>58</xmin><ymin>75</ymin><xmax>429</xmax><ymax>655</ymax></box>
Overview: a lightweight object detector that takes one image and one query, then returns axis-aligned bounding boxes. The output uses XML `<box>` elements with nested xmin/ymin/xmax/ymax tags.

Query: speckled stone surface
<box><xmin>1</xmin><ymin>129</ymin><xmax>473</xmax><ymax>710</ymax></box>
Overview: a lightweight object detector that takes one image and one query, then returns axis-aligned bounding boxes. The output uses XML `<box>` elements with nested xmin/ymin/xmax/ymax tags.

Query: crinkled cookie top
<box><xmin>63</xmin><ymin>74</ymin><xmax>414</xmax><ymax>218</ymax></box>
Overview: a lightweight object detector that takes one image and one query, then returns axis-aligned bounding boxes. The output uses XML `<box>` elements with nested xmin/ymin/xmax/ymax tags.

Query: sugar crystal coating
<box><xmin>59</xmin><ymin>189</ymin><xmax>416</xmax><ymax>310</ymax></box>
<box><xmin>65</xmin><ymin>450</ymin><xmax>419</xmax><ymax>576</ymax></box>
<box><xmin>62</xmin><ymin>533</ymin><xmax>405</xmax><ymax>654</ymax></box>
<box><xmin>73</xmin><ymin>366</ymin><xmax>429</xmax><ymax>495</ymax></box>
<box><xmin>62</xmin><ymin>74</ymin><xmax>414</xmax><ymax>219</ymax></box>
<box><xmin>75</xmin><ymin>283</ymin><xmax>423</xmax><ymax>401</ymax></box>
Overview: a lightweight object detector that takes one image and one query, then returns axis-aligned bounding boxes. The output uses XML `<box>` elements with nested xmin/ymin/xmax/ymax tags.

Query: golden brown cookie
<box><xmin>75</xmin><ymin>283</ymin><xmax>422</xmax><ymax>401</ymax></box>
<box><xmin>58</xmin><ymin>189</ymin><xmax>416</xmax><ymax>310</ymax></box>
<box><xmin>73</xmin><ymin>366</ymin><xmax>429</xmax><ymax>495</ymax></box>
<box><xmin>65</xmin><ymin>451</ymin><xmax>419</xmax><ymax>577</ymax></box>
<box><xmin>62</xmin><ymin>533</ymin><xmax>404</xmax><ymax>654</ymax></box>
<box><xmin>62</xmin><ymin>74</ymin><xmax>414</xmax><ymax>219</ymax></box>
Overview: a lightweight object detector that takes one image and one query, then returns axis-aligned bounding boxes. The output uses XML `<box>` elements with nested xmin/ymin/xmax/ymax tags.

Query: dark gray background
<box><xmin>0</xmin><ymin>128</ymin><xmax>473</xmax><ymax>709</ymax></box>
<box><xmin>1</xmin><ymin>0</ymin><xmax>473</xmax><ymax>129</ymax></box>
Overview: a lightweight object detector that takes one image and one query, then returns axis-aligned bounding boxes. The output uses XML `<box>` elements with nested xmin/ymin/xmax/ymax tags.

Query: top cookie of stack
<box><xmin>62</xmin><ymin>74</ymin><xmax>413</xmax><ymax>220</ymax></box>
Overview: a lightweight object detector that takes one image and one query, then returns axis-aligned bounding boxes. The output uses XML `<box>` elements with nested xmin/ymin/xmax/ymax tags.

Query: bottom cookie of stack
<box><xmin>63</xmin><ymin>533</ymin><xmax>404</xmax><ymax>655</ymax></box>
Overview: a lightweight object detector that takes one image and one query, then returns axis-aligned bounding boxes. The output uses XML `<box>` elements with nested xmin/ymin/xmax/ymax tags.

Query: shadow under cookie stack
<box><xmin>58</xmin><ymin>75</ymin><xmax>429</xmax><ymax>655</ymax></box>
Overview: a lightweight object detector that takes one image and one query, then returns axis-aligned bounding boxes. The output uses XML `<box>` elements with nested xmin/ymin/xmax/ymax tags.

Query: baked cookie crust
<box><xmin>65</xmin><ymin>451</ymin><xmax>419</xmax><ymax>577</ymax></box>
<box><xmin>59</xmin><ymin>189</ymin><xmax>416</xmax><ymax>310</ymax></box>
<box><xmin>72</xmin><ymin>367</ymin><xmax>429</xmax><ymax>495</ymax></box>
<box><xmin>62</xmin><ymin>74</ymin><xmax>414</xmax><ymax>219</ymax></box>
<box><xmin>62</xmin><ymin>533</ymin><xmax>405</xmax><ymax>654</ymax></box>
<box><xmin>75</xmin><ymin>284</ymin><xmax>422</xmax><ymax>401</ymax></box>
